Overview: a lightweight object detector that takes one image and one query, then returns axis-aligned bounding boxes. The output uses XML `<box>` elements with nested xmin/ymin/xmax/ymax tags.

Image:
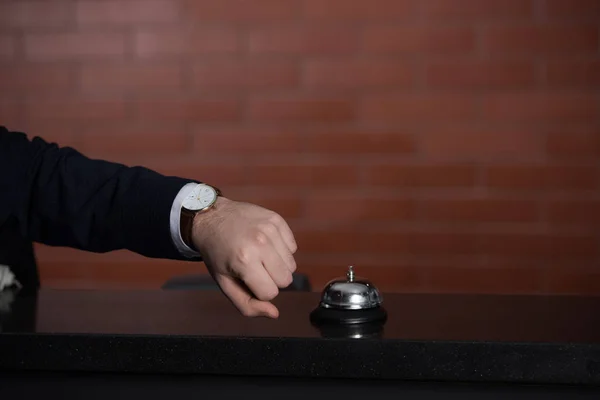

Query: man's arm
<box><xmin>0</xmin><ymin>126</ymin><xmax>196</xmax><ymax>260</ymax></box>
<box><xmin>1</xmin><ymin>125</ymin><xmax>300</xmax><ymax>319</ymax></box>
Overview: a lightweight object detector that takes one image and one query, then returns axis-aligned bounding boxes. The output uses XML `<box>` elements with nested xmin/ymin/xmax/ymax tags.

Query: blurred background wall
<box><xmin>0</xmin><ymin>0</ymin><xmax>598</xmax><ymax>294</ymax></box>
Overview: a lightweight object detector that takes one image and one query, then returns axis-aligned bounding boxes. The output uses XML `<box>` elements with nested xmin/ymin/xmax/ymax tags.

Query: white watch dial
<box><xmin>182</xmin><ymin>184</ymin><xmax>217</xmax><ymax>211</ymax></box>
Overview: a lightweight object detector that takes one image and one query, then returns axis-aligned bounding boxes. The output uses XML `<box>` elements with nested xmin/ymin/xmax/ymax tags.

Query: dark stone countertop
<box><xmin>0</xmin><ymin>288</ymin><xmax>599</xmax><ymax>386</ymax></box>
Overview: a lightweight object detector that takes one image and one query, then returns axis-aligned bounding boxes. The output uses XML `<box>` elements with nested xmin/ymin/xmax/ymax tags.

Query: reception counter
<box><xmin>0</xmin><ymin>288</ymin><xmax>599</xmax><ymax>398</ymax></box>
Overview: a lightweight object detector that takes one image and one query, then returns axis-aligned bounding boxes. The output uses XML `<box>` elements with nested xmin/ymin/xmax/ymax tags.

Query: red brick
<box><xmin>136</xmin><ymin>98</ymin><xmax>240</xmax><ymax>122</ymax></box>
<box><xmin>546</xmin><ymin>200</ymin><xmax>600</xmax><ymax>224</ymax></box>
<box><xmin>79</xmin><ymin>127</ymin><xmax>189</xmax><ymax>156</ymax></box>
<box><xmin>426</xmin><ymin>61</ymin><xmax>535</xmax><ymax>89</ymax></box>
<box><xmin>248</xmin><ymin>97</ymin><xmax>355</xmax><ymax>122</ymax></box>
<box><xmin>484</xmin><ymin>25</ymin><xmax>598</xmax><ymax>54</ymax></box>
<box><xmin>38</xmin><ymin>258</ymin><xmax>201</xmax><ymax>287</ymax></box>
<box><xmin>546</xmin><ymin>269</ymin><xmax>600</xmax><ymax>295</ymax></box>
<box><xmin>192</xmin><ymin>129</ymin><xmax>304</xmax><ymax>154</ymax></box>
<box><xmin>305</xmin><ymin>194</ymin><xmax>414</xmax><ymax>221</ymax></box>
<box><xmin>419</xmin><ymin>199</ymin><xmax>539</xmax><ymax>223</ymax></box>
<box><xmin>246</xmin><ymin>164</ymin><xmax>359</xmax><ymax>186</ymax></box>
<box><xmin>425</xmin><ymin>267</ymin><xmax>542</xmax><ymax>294</ymax></box>
<box><xmin>305</xmin><ymin>131</ymin><xmax>415</xmax><ymax>155</ymax></box>
<box><xmin>149</xmin><ymin>162</ymin><xmax>247</xmax><ymax>186</ymax></box>
<box><xmin>421</xmin><ymin>0</ymin><xmax>533</xmax><ymax>19</ymax></box>
<box><xmin>546</xmin><ymin>131</ymin><xmax>600</xmax><ymax>158</ymax></box>
<box><xmin>24</xmin><ymin>99</ymin><xmax>127</xmax><ymax>121</ymax></box>
<box><xmin>34</xmin><ymin>243</ymin><xmax>93</xmax><ymax>263</ymax></box>
<box><xmin>182</xmin><ymin>0</ymin><xmax>298</xmax><ymax>21</ymax></box>
<box><xmin>10</xmin><ymin>121</ymin><xmax>80</xmax><ymax>149</ymax></box>
<box><xmin>0</xmin><ymin>102</ymin><xmax>22</xmax><ymax>127</ymax></box>
<box><xmin>248</xmin><ymin>27</ymin><xmax>358</xmax><ymax>55</ymax></box>
<box><xmin>81</xmin><ymin>62</ymin><xmax>182</xmax><ymax>91</ymax></box>
<box><xmin>232</xmin><ymin>195</ymin><xmax>303</xmax><ymax>219</ymax></box>
<box><xmin>481</xmin><ymin>92</ymin><xmax>599</xmax><ymax>123</ymax></box>
<box><xmin>191</xmin><ymin>61</ymin><xmax>298</xmax><ymax>89</ymax></box>
<box><xmin>0</xmin><ymin>63</ymin><xmax>73</xmax><ymax>91</ymax></box>
<box><xmin>480</xmin><ymin>234</ymin><xmax>598</xmax><ymax>259</ymax></box>
<box><xmin>410</xmin><ymin>232</ymin><xmax>481</xmax><ymax>255</ymax></box>
<box><xmin>303</xmin><ymin>0</ymin><xmax>414</xmax><ymax>20</ymax></box>
<box><xmin>545</xmin><ymin>60</ymin><xmax>600</xmax><ymax>87</ymax></box>
<box><xmin>304</xmin><ymin>60</ymin><xmax>414</xmax><ymax>88</ymax></box>
<box><xmin>362</xmin><ymin>26</ymin><xmax>475</xmax><ymax>54</ymax></box>
<box><xmin>365</xmin><ymin>164</ymin><xmax>477</xmax><ymax>187</ymax></box>
<box><xmin>363</xmin><ymin>232</ymin><xmax>479</xmax><ymax>255</ymax></box>
<box><xmin>134</xmin><ymin>28</ymin><xmax>239</xmax><ymax>57</ymax></box>
<box><xmin>0</xmin><ymin>35</ymin><xmax>14</xmax><ymax>58</ymax></box>
<box><xmin>421</xmin><ymin>128</ymin><xmax>543</xmax><ymax>159</ymax></box>
<box><xmin>361</xmin><ymin>94</ymin><xmax>476</xmax><ymax>123</ymax></box>
<box><xmin>300</xmin><ymin>265</ymin><xmax>422</xmax><ymax>293</ymax></box>
<box><xmin>76</xmin><ymin>0</ymin><xmax>178</xmax><ymax>24</ymax></box>
<box><xmin>219</xmin><ymin>186</ymin><xmax>302</xmax><ymax>201</ymax></box>
<box><xmin>25</xmin><ymin>32</ymin><xmax>126</xmax><ymax>59</ymax></box>
<box><xmin>294</xmin><ymin>230</ymin><xmax>361</xmax><ymax>253</ymax></box>
<box><xmin>485</xmin><ymin>165</ymin><xmax>598</xmax><ymax>190</ymax></box>
<box><xmin>544</xmin><ymin>0</ymin><xmax>600</xmax><ymax>17</ymax></box>
<box><xmin>0</xmin><ymin>1</ymin><xmax>72</xmax><ymax>27</ymax></box>
<box><xmin>357</xmin><ymin>232</ymin><xmax>411</xmax><ymax>254</ymax></box>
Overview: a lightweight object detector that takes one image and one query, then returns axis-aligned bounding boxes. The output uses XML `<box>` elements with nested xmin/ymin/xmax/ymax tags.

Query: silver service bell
<box><xmin>319</xmin><ymin>265</ymin><xmax>384</xmax><ymax>310</ymax></box>
<box><xmin>310</xmin><ymin>265</ymin><xmax>387</xmax><ymax>328</ymax></box>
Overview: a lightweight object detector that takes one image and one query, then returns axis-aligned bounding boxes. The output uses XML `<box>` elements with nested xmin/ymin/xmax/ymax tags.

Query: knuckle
<box><xmin>253</xmin><ymin>231</ymin><xmax>269</xmax><ymax>245</ymax></box>
<box><xmin>268</xmin><ymin>212</ymin><xmax>283</xmax><ymax>225</ymax></box>
<box><xmin>259</xmin><ymin>222</ymin><xmax>277</xmax><ymax>235</ymax></box>
<box><xmin>235</xmin><ymin>247</ymin><xmax>253</xmax><ymax>265</ymax></box>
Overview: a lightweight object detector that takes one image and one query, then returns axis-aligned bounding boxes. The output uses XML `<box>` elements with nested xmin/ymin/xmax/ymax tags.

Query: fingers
<box><xmin>260</xmin><ymin>239</ymin><xmax>294</xmax><ymax>288</ymax></box>
<box><xmin>216</xmin><ymin>274</ymin><xmax>279</xmax><ymax>318</ymax></box>
<box><xmin>235</xmin><ymin>251</ymin><xmax>281</xmax><ymax>302</ymax></box>
<box><xmin>268</xmin><ymin>213</ymin><xmax>298</xmax><ymax>254</ymax></box>
<box><xmin>260</xmin><ymin>221</ymin><xmax>296</xmax><ymax>275</ymax></box>
<box><xmin>268</xmin><ymin>236</ymin><xmax>297</xmax><ymax>276</ymax></box>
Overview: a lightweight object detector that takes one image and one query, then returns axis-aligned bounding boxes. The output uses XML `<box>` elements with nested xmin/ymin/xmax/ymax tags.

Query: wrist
<box><xmin>189</xmin><ymin>197</ymin><xmax>230</xmax><ymax>253</ymax></box>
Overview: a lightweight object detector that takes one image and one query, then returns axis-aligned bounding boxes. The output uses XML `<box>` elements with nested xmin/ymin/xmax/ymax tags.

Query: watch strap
<box><xmin>180</xmin><ymin>207</ymin><xmax>197</xmax><ymax>252</ymax></box>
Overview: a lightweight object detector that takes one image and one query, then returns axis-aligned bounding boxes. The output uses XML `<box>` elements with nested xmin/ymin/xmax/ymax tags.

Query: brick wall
<box><xmin>1</xmin><ymin>0</ymin><xmax>599</xmax><ymax>294</ymax></box>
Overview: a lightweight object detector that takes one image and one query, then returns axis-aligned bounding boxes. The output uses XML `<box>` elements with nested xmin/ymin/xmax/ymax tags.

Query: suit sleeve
<box><xmin>0</xmin><ymin>126</ymin><xmax>197</xmax><ymax>260</ymax></box>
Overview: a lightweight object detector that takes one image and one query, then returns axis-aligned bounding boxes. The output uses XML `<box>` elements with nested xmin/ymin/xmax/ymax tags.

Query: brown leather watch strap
<box><xmin>180</xmin><ymin>207</ymin><xmax>197</xmax><ymax>251</ymax></box>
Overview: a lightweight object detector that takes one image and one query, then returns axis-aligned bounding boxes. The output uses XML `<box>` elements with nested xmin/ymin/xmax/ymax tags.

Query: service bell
<box><xmin>310</xmin><ymin>266</ymin><xmax>387</xmax><ymax>327</ymax></box>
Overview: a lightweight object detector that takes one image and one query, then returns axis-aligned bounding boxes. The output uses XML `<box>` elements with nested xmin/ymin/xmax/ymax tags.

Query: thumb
<box><xmin>216</xmin><ymin>274</ymin><xmax>280</xmax><ymax>318</ymax></box>
<box><xmin>249</xmin><ymin>298</ymin><xmax>279</xmax><ymax>319</ymax></box>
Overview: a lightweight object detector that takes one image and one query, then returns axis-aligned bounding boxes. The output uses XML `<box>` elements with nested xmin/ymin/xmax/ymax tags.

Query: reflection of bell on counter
<box><xmin>310</xmin><ymin>266</ymin><xmax>387</xmax><ymax>337</ymax></box>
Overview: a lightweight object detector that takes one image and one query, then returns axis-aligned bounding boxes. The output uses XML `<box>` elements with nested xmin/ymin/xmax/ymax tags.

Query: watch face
<box><xmin>182</xmin><ymin>184</ymin><xmax>218</xmax><ymax>211</ymax></box>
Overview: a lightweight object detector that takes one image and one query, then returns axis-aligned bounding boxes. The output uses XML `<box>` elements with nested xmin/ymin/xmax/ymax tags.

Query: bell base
<box><xmin>309</xmin><ymin>305</ymin><xmax>387</xmax><ymax>326</ymax></box>
<box><xmin>312</xmin><ymin>319</ymin><xmax>384</xmax><ymax>339</ymax></box>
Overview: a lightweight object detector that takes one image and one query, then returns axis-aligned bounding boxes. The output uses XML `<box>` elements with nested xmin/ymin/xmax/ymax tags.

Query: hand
<box><xmin>191</xmin><ymin>197</ymin><xmax>298</xmax><ymax>318</ymax></box>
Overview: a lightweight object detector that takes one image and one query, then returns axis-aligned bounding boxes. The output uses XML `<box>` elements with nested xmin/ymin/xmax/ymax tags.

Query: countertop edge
<box><xmin>1</xmin><ymin>333</ymin><xmax>599</xmax><ymax>386</ymax></box>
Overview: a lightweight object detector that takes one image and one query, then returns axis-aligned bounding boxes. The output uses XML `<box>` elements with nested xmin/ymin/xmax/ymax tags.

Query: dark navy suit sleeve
<box><xmin>0</xmin><ymin>126</ymin><xmax>195</xmax><ymax>260</ymax></box>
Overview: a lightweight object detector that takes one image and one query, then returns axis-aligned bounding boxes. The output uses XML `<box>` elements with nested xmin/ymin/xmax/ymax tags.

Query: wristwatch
<box><xmin>180</xmin><ymin>183</ymin><xmax>222</xmax><ymax>251</ymax></box>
